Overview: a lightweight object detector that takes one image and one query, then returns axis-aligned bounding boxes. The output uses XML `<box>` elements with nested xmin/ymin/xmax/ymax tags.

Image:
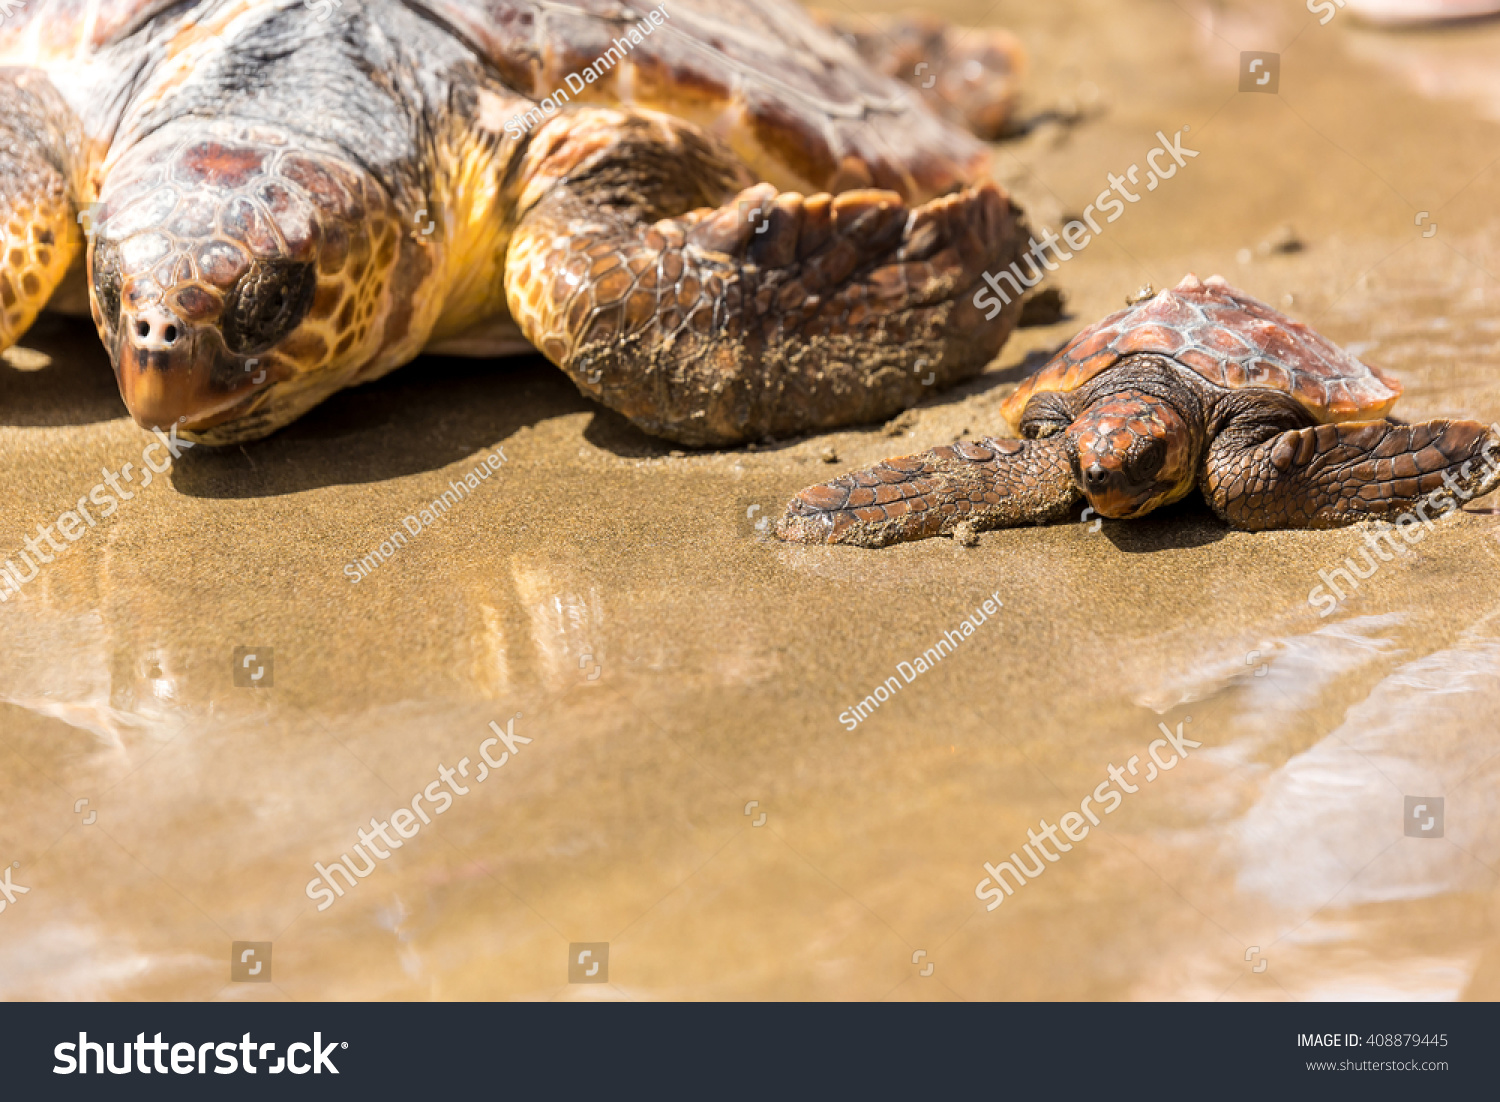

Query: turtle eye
<box><xmin>1022</xmin><ymin>418</ymin><xmax>1065</xmax><ymax>440</ymax></box>
<box><xmin>1020</xmin><ymin>395</ymin><xmax>1073</xmax><ymax>439</ymax></box>
<box><xmin>221</xmin><ymin>259</ymin><xmax>317</xmax><ymax>356</ymax></box>
<box><xmin>1127</xmin><ymin>438</ymin><xmax>1167</xmax><ymax>484</ymax></box>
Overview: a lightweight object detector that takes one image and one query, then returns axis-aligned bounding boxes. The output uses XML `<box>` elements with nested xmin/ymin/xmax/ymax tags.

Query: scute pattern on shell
<box><xmin>1000</xmin><ymin>273</ymin><xmax>1403</xmax><ymax>428</ymax></box>
<box><xmin>3</xmin><ymin>0</ymin><xmax>992</xmax><ymax>205</ymax></box>
<box><xmin>0</xmin><ymin>0</ymin><xmax>182</xmax><ymax>61</ymax></box>
<box><xmin>411</xmin><ymin>0</ymin><xmax>989</xmax><ymax>202</ymax></box>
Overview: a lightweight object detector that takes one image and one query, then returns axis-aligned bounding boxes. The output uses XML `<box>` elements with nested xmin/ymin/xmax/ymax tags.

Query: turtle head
<box><xmin>1065</xmin><ymin>389</ymin><xmax>1199</xmax><ymax>519</ymax></box>
<box><xmin>89</xmin><ymin>121</ymin><xmax>429</xmax><ymax>443</ymax></box>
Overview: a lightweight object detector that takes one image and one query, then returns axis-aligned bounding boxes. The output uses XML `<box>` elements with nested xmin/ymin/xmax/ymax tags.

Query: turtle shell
<box><xmin>0</xmin><ymin>0</ymin><xmax>179</xmax><ymax>61</ymax></box>
<box><xmin>3</xmin><ymin>0</ymin><xmax>992</xmax><ymax>203</ymax></box>
<box><xmin>410</xmin><ymin>0</ymin><xmax>991</xmax><ymax>202</ymax></box>
<box><xmin>1000</xmin><ymin>273</ymin><xmax>1403</xmax><ymax>428</ymax></box>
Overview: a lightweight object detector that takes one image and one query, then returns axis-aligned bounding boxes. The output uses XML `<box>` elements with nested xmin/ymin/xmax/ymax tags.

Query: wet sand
<box><xmin>3</xmin><ymin>0</ymin><xmax>1500</xmax><ymax>1000</ymax></box>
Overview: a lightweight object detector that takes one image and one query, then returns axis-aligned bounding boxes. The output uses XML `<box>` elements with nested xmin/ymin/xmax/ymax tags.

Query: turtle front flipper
<box><xmin>1204</xmin><ymin>417</ymin><xmax>1500</xmax><ymax>530</ymax></box>
<box><xmin>0</xmin><ymin>71</ymin><xmax>82</xmax><ymax>354</ymax></box>
<box><xmin>504</xmin><ymin>109</ymin><xmax>1030</xmax><ymax>448</ymax></box>
<box><xmin>776</xmin><ymin>437</ymin><xmax>1079</xmax><ymax>547</ymax></box>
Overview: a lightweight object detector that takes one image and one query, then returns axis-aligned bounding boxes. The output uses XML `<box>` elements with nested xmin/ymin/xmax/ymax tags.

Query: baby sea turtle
<box><xmin>0</xmin><ymin>0</ymin><xmax>1030</xmax><ymax>446</ymax></box>
<box><xmin>778</xmin><ymin>274</ymin><xmax>1500</xmax><ymax>546</ymax></box>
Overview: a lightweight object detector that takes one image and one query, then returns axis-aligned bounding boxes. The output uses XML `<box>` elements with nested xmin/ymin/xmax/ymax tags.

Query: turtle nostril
<box><xmin>1084</xmin><ymin>464</ymin><xmax>1110</xmax><ymax>491</ymax></box>
<box><xmin>124</xmin><ymin>308</ymin><xmax>189</xmax><ymax>352</ymax></box>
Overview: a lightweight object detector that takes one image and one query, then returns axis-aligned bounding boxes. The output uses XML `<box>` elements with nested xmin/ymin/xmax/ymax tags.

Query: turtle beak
<box><xmin>1080</xmin><ymin>464</ymin><xmax>1161</xmax><ymax>519</ymax></box>
<box><xmin>1087</xmin><ymin>488</ymin><xmax>1153</xmax><ymax>519</ymax></box>
<box><xmin>114</xmin><ymin>304</ymin><xmax>260</xmax><ymax>432</ymax></box>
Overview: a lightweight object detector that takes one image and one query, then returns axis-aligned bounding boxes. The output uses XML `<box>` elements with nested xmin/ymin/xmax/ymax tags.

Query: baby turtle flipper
<box><xmin>776</xmin><ymin>437</ymin><xmax>1080</xmax><ymax>547</ymax></box>
<box><xmin>1203</xmin><ymin>417</ymin><xmax>1500</xmax><ymax>530</ymax></box>
<box><xmin>503</xmin><ymin>108</ymin><xmax>1028</xmax><ymax>448</ymax></box>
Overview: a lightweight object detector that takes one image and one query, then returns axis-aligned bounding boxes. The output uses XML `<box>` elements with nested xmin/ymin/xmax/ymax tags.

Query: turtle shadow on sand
<box><xmin>7</xmin><ymin>317</ymin><xmax>1037</xmax><ymax>492</ymax></box>
<box><xmin>1092</xmin><ymin>497</ymin><xmax>1231</xmax><ymax>554</ymax></box>
<box><xmin>578</xmin><ymin>345</ymin><xmax>1077</xmax><ymax>459</ymax></box>
<box><xmin>169</xmin><ymin>354</ymin><xmax>588</xmax><ymax>499</ymax></box>
<box><xmin>580</xmin><ymin>410</ymin><xmax>689</xmax><ymax>458</ymax></box>
<box><xmin>0</xmin><ymin>317</ymin><xmax>125</xmax><ymax>428</ymax></box>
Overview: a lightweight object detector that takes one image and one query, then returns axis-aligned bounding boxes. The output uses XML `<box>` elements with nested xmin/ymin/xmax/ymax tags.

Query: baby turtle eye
<box><xmin>1022</xmin><ymin>418</ymin><xmax>1065</xmax><ymax>440</ymax></box>
<box><xmin>221</xmin><ymin>259</ymin><xmax>317</xmax><ymax>356</ymax></box>
<box><xmin>91</xmin><ymin>242</ymin><xmax>124</xmax><ymax>339</ymax></box>
<box><xmin>1020</xmin><ymin>395</ymin><xmax>1073</xmax><ymax>439</ymax></box>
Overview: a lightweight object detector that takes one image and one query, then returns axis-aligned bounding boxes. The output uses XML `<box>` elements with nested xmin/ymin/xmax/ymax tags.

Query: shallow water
<box><xmin>2</xmin><ymin>0</ymin><xmax>1499</xmax><ymax>1000</ymax></box>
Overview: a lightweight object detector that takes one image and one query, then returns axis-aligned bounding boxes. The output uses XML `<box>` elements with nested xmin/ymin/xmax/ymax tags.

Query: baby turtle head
<box><xmin>1066</xmin><ymin>389</ymin><xmax>1199</xmax><ymax>519</ymax></box>
<box><xmin>89</xmin><ymin>120</ymin><xmax>424</xmax><ymax>443</ymax></box>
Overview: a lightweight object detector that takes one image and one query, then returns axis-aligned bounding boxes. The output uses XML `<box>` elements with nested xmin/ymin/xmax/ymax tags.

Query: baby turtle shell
<box><xmin>1000</xmin><ymin>273</ymin><xmax>1402</xmax><ymax>428</ymax></box>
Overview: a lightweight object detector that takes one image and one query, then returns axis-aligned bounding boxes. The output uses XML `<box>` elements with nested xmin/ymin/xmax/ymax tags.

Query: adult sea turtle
<box><xmin>0</xmin><ymin>0</ymin><xmax>1031</xmax><ymax>446</ymax></box>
